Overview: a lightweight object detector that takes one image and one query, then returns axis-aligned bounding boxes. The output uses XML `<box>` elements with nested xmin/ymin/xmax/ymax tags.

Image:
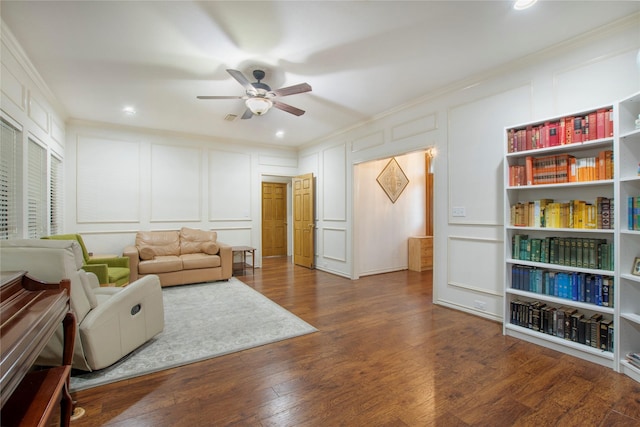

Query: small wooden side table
<box><xmin>408</xmin><ymin>236</ymin><xmax>433</xmax><ymax>272</ymax></box>
<box><xmin>231</xmin><ymin>246</ymin><xmax>256</xmax><ymax>275</ymax></box>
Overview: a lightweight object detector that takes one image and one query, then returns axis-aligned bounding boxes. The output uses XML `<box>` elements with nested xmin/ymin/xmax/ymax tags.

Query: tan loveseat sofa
<box><xmin>124</xmin><ymin>227</ymin><xmax>232</xmax><ymax>287</ymax></box>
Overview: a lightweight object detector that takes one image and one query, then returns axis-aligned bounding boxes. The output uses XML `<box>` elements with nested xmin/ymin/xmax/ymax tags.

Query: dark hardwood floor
<box><xmin>68</xmin><ymin>257</ymin><xmax>640</xmax><ymax>426</ymax></box>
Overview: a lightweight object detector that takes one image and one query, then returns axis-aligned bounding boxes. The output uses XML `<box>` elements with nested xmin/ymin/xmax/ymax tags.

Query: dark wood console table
<box><xmin>0</xmin><ymin>271</ymin><xmax>77</xmax><ymax>427</ymax></box>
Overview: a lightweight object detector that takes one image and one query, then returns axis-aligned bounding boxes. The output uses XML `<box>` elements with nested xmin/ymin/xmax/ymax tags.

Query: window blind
<box><xmin>0</xmin><ymin>120</ymin><xmax>19</xmax><ymax>239</ymax></box>
<box><xmin>50</xmin><ymin>155</ymin><xmax>62</xmax><ymax>235</ymax></box>
<box><xmin>27</xmin><ymin>139</ymin><xmax>46</xmax><ymax>238</ymax></box>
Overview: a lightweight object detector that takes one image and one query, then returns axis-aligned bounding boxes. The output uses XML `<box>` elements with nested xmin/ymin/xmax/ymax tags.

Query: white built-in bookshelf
<box><xmin>616</xmin><ymin>92</ymin><xmax>640</xmax><ymax>383</ymax></box>
<box><xmin>503</xmin><ymin>93</ymin><xmax>640</xmax><ymax>383</ymax></box>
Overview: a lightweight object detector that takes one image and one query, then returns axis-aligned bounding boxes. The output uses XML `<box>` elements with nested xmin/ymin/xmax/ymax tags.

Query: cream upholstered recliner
<box><xmin>0</xmin><ymin>239</ymin><xmax>164</xmax><ymax>371</ymax></box>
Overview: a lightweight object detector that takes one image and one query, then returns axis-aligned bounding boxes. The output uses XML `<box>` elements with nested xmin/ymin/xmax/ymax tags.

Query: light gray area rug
<box><xmin>70</xmin><ymin>278</ymin><xmax>317</xmax><ymax>391</ymax></box>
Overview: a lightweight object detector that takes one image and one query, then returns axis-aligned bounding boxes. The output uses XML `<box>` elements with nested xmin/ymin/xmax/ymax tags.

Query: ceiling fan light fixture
<box><xmin>246</xmin><ymin>97</ymin><xmax>273</xmax><ymax>115</ymax></box>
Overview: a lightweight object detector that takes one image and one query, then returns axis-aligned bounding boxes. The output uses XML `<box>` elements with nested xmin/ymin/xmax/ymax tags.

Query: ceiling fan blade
<box><xmin>240</xmin><ymin>108</ymin><xmax>254</xmax><ymax>120</ymax></box>
<box><xmin>226</xmin><ymin>69</ymin><xmax>257</xmax><ymax>95</ymax></box>
<box><xmin>271</xmin><ymin>83</ymin><xmax>312</xmax><ymax>97</ymax></box>
<box><xmin>197</xmin><ymin>95</ymin><xmax>245</xmax><ymax>100</ymax></box>
<box><xmin>273</xmin><ymin>101</ymin><xmax>305</xmax><ymax>116</ymax></box>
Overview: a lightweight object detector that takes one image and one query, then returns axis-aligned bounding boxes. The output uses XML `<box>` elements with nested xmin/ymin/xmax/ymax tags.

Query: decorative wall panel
<box><xmin>352</xmin><ymin>130</ymin><xmax>384</xmax><ymax>152</ymax></box>
<box><xmin>323</xmin><ymin>227</ymin><xmax>347</xmax><ymax>262</ymax></box>
<box><xmin>151</xmin><ymin>144</ymin><xmax>201</xmax><ymax>222</ymax></box>
<box><xmin>209</xmin><ymin>150</ymin><xmax>251</xmax><ymax>220</ymax></box>
<box><xmin>448</xmin><ymin>236</ymin><xmax>503</xmax><ymax>296</ymax></box>
<box><xmin>323</xmin><ymin>144</ymin><xmax>346</xmax><ymax>221</ymax></box>
<box><xmin>27</xmin><ymin>93</ymin><xmax>48</xmax><ymax>133</ymax></box>
<box><xmin>391</xmin><ymin>113</ymin><xmax>437</xmax><ymax>141</ymax></box>
<box><xmin>77</xmin><ymin>136</ymin><xmax>140</xmax><ymax>223</ymax></box>
<box><xmin>1</xmin><ymin>64</ymin><xmax>24</xmax><ymax>110</ymax></box>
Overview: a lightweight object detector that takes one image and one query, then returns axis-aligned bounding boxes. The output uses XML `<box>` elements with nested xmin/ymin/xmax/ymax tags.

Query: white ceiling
<box><xmin>2</xmin><ymin>1</ymin><xmax>639</xmax><ymax>148</ymax></box>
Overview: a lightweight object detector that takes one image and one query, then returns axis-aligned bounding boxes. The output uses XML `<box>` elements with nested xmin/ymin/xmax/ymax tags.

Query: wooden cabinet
<box><xmin>408</xmin><ymin>236</ymin><xmax>433</xmax><ymax>272</ymax></box>
<box><xmin>0</xmin><ymin>271</ymin><xmax>76</xmax><ymax>426</ymax></box>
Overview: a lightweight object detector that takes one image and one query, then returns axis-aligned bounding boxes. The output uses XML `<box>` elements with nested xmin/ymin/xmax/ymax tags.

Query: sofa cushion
<box><xmin>139</xmin><ymin>256</ymin><xmax>183</xmax><ymax>274</ymax></box>
<box><xmin>180</xmin><ymin>227</ymin><xmax>217</xmax><ymax>255</ymax></box>
<box><xmin>181</xmin><ymin>253</ymin><xmax>221</xmax><ymax>269</ymax></box>
<box><xmin>201</xmin><ymin>241</ymin><xmax>219</xmax><ymax>255</ymax></box>
<box><xmin>138</xmin><ymin>245</ymin><xmax>156</xmax><ymax>261</ymax></box>
<box><xmin>136</xmin><ymin>231</ymin><xmax>180</xmax><ymax>258</ymax></box>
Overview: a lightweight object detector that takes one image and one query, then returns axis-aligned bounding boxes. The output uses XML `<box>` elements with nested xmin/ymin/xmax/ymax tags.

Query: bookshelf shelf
<box><xmin>506</xmin><ymin>180</ymin><xmax>613</xmax><ymax>191</ymax></box>
<box><xmin>504</xmin><ymin>102</ymin><xmax>623</xmax><ymax>377</ymax></box>
<box><xmin>620</xmin><ymin>312</ymin><xmax>640</xmax><ymax>325</ymax></box>
<box><xmin>620</xmin><ymin>360</ymin><xmax>640</xmax><ymax>383</ymax></box>
<box><xmin>506</xmin><ymin>138</ymin><xmax>614</xmax><ymax>158</ymax></box>
<box><xmin>506</xmin><ymin>226</ymin><xmax>614</xmax><ymax>234</ymax></box>
<box><xmin>506</xmin><ymin>258</ymin><xmax>613</xmax><ymax>276</ymax></box>
<box><xmin>620</xmin><ymin>176</ymin><xmax>640</xmax><ymax>183</ymax></box>
<box><xmin>504</xmin><ymin>324</ymin><xmax>614</xmax><ymax>368</ymax></box>
<box><xmin>620</xmin><ymin>128</ymin><xmax>640</xmax><ymax>140</ymax></box>
<box><xmin>506</xmin><ymin>288</ymin><xmax>615</xmax><ymax>314</ymax></box>
<box><xmin>620</xmin><ymin>273</ymin><xmax>640</xmax><ymax>283</ymax></box>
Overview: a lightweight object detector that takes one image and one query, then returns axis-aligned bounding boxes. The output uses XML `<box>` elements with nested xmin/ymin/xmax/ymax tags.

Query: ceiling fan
<box><xmin>197</xmin><ymin>69</ymin><xmax>312</xmax><ymax>119</ymax></box>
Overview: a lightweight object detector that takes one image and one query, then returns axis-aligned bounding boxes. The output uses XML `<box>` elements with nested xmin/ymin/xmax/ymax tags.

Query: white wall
<box><xmin>65</xmin><ymin>121</ymin><xmax>299</xmax><ymax>262</ymax></box>
<box><xmin>300</xmin><ymin>14</ymin><xmax>640</xmax><ymax>321</ymax></box>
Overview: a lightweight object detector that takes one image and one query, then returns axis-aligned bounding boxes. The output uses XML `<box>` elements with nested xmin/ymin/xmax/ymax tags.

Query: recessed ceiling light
<box><xmin>275</xmin><ymin>130</ymin><xmax>285</xmax><ymax>138</ymax></box>
<box><xmin>513</xmin><ymin>0</ymin><xmax>537</xmax><ymax>10</ymax></box>
<box><xmin>122</xmin><ymin>106</ymin><xmax>136</xmax><ymax>115</ymax></box>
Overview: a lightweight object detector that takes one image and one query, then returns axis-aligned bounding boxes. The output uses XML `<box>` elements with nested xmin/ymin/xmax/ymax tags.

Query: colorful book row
<box><xmin>509</xmin><ymin>300</ymin><xmax>614</xmax><ymax>352</ymax></box>
<box><xmin>511</xmin><ymin>265</ymin><xmax>613</xmax><ymax>307</ymax></box>
<box><xmin>628</xmin><ymin>196</ymin><xmax>640</xmax><ymax>231</ymax></box>
<box><xmin>511</xmin><ymin>234</ymin><xmax>614</xmax><ymax>271</ymax></box>
<box><xmin>510</xmin><ymin>197</ymin><xmax>613</xmax><ymax>229</ymax></box>
<box><xmin>507</xmin><ymin>108</ymin><xmax>614</xmax><ymax>153</ymax></box>
<box><xmin>508</xmin><ymin>150</ymin><xmax>613</xmax><ymax>186</ymax></box>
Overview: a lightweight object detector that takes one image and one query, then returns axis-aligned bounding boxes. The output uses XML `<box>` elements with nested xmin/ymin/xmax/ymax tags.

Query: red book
<box><xmin>605</xmin><ymin>109</ymin><xmax>613</xmax><ymax>137</ymax></box>
<box><xmin>573</xmin><ymin>117</ymin><xmax>583</xmax><ymax>143</ymax></box>
<box><xmin>587</xmin><ymin>112</ymin><xmax>597</xmax><ymax>140</ymax></box>
<box><xmin>548</xmin><ymin>122</ymin><xmax>559</xmax><ymax>146</ymax></box>
<box><xmin>526</xmin><ymin>126</ymin><xmax>533</xmax><ymax>151</ymax></box>
<box><xmin>596</xmin><ymin>109</ymin><xmax>606</xmax><ymax>139</ymax></box>
<box><xmin>560</xmin><ymin>119</ymin><xmax>566</xmax><ymax>145</ymax></box>
<box><xmin>565</xmin><ymin>117</ymin><xmax>573</xmax><ymax>145</ymax></box>
<box><xmin>525</xmin><ymin>156</ymin><xmax>534</xmax><ymax>186</ymax></box>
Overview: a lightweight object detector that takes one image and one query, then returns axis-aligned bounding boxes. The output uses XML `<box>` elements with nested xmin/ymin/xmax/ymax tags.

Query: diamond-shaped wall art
<box><xmin>376</xmin><ymin>157</ymin><xmax>409</xmax><ymax>203</ymax></box>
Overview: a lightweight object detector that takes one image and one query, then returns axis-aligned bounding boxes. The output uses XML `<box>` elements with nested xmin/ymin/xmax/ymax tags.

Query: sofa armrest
<box><xmin>81</xmin><ymin>263</ymin><xmax>109</xmax><ymax>285</ymax></box>
<box><xmin>123</xmin><ymin>245</ymin><xmax>140</xmax><ymax>282</ymax></box>
<box><xmin>87</xmin><ymin>256</ymin><xmax>129</xmax><ymax>269</ymax></box>
<box><xmin>79</xmin><ymin>275</ymin><xmax>164</xmax><ymax>370</ymax></box>
<box><xmin>217</xmin><ymin>242</ymin><xmax>232</xmax><ymax>279</ymax></box>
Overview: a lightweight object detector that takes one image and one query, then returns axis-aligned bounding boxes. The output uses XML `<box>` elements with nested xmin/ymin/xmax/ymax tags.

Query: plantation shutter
<box><xmin>0</xmin><ymin>120</ymin><xmax>19</xmax><ymax>239</ymax></box>
<box><xmin>27</xmin><ymin>139</ymin><xmax>46</xmax><ymax>238</ymax></box>
<box><xmin>50</xmin><ymin>154</ymin><xmax>62</xmax><ymax>235</ymax></box>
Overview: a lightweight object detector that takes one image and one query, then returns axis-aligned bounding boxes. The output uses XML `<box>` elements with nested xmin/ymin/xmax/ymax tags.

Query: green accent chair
<box><xmin>42</xmin><ymin>234</ymin><xmax>130</xmax><ymax>286</ymax></box>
